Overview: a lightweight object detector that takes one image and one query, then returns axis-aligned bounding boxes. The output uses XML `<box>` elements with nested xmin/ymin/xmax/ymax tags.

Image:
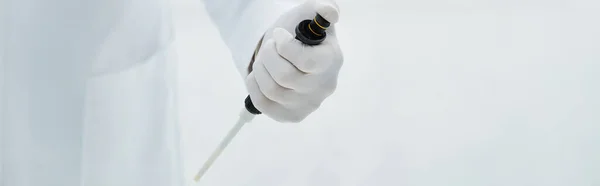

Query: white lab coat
<box><xmin>0</xmin><ymin>0</ymin><xmax>296</xmax><ymax>185</ymax></box>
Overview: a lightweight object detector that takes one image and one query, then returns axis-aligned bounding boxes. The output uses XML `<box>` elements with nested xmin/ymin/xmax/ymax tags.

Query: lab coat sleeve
<box><xmin>201</xmin><ymin>0</ymin><xmax>300</xmax><ymax>78</ymax></box>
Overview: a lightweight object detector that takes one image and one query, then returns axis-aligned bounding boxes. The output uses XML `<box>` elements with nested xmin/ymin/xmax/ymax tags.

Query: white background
<box><xmin>170</xmin><ymin>0</ymin><xmax>600</xmax><ymax>185</ymax></box>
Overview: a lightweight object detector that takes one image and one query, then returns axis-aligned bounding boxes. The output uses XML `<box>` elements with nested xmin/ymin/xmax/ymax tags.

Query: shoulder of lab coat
<box><xmin>201</xmin><ymin>0</ymin><xmax>302</xmax><ymax>78</ymax></box>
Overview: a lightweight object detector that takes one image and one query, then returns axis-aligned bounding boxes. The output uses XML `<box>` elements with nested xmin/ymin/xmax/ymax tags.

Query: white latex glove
<box><xmin>246</xmin><ymin>0</ymin><xmax>343</xmax><ymax>123</ymax></box>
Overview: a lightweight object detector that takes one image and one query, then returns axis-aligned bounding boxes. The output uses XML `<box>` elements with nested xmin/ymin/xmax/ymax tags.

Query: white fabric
<box><xmin>200</xmin><ymin>0</ymin><xmax>300</xmax><ymax>78</ymax></box>
<box><xmin>0</xmin><ymin>0</ymin><xmax>299</xmax><ymax>185</ymax></box>
<box><xmin>246</xmin><ymin>0</ymin><xmax>343</xmax><ymax>122</ymax></box>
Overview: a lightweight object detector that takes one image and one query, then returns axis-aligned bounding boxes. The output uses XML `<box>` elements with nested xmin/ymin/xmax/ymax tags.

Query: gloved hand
<box><xmin>245</xmin><ymin>0</ymin><xmax>343</xmax><ymax>123</ymax></box>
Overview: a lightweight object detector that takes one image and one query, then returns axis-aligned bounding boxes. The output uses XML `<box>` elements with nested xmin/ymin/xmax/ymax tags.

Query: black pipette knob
<box><xmin>295</xmin><ymin>13</ymin><xmax>331</xmax><ymax>45</ymax></box>
<box><xmin>244</xmin><ymin>13</ymin><xmax>332</xmax><ymax>115</ymax></box>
